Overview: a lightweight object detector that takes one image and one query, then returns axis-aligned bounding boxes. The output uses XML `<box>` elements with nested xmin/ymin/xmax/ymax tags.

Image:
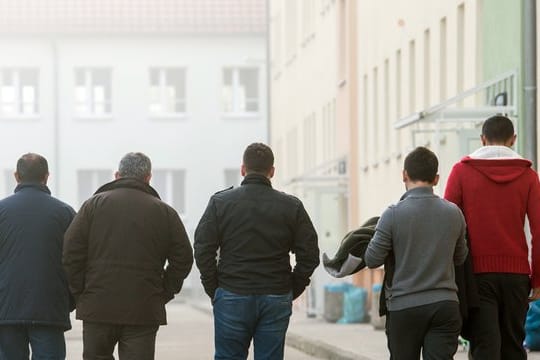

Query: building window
<box><xmin>302</xmin><ymin>0</ymin><xmax>315</xmax><ymax>40</ymax></box>
<box><xmin>304</xmin><ymin>113</ymin><xmax>317</xmax><ymax>171</ymax></box>
<box><xmin>3</xmin><ymin>169</ymin><xmax>16</xmax><ymax>197</ymax></box>
<box><xmin>152</xmin><ymin>169</ymin><xmax>186</xmax><ymax>214</ymax></box>
<box><xmin>224</xmin><ymin>168</ymin><xmax>240</xmax><ymax>187</ymax></box>
<box><xmin>149</xmin><ymin>68</ymin><xmax>186</xmax><ymax>115</ymax></box>
<box><xmin>0</xmin><ymin>68</ymin><xmax>39</xmax><ymax>116</ymax></box>
<box><xmin>338</xmin><ymin>0</ymin><xmax>347</xmax><ymax>82</ymax></box>
<box><xmin>424</xmin><ymin>29</ymin><xmax>431</xmax><ymax>108</ymax></box>
<box><xmin>440</xmin><ymin>17</ymin><xmax>447</xmax><ymax>101</ymax></box>
<box><xmin>271</xmin><ymin>13</ymin><xmax>283</xmax><ymax>69</ymax></box>
<box><xmin>222</xmin><ymin>68</ymin><xmax>259</xmax><ymax>114</ymax></box>
<box><xmin>77</xmin><ymin>169</ymin><xmax>112</xmax><ymax>206</ymax></box>
<box><xmin>457</xmin><ymin>4</ymin><xmax>465</xmax><ymax>94</ymax></box>
<box><xmin>75</xmin><ymin>68</ymin><xmax>112</xmax><ymax>116</ymax></box>
<box><xmin>285</xmin><ymin>0</ymin><xmax>298</xmax><ymax>59</ymax></box>
<box><xmin>409</xmin><ymin>40</ymin><xmax>416</xmax><ymax>113</ymax></box>
<box><xmin>286</xmin><ymin>127</ymin><xmax>298</xmax><ymax>178</ymax></box>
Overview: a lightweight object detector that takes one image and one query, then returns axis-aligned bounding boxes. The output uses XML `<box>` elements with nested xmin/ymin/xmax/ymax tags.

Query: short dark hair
<box><xmin>16</xmin><ymin>153</ymin><xmax>49</xmax><ymax>182</ymax></box>
<box><xmin>482</xmin><ymin>115</ymin><xmax>515</xmax><ymax>143</ymax></box>
<box><xmin>243</xmin><ymin>143</ymin><xmax>274</xmax><ymax>174</ymax></box>
<box><xmin>118</xmin><ymin>152</ymin><xmax>151</xmax><ymax>181</ymax></box>
<box><xmin>404</xmin><ymin>147</ymin><xmax>438</xmax><ymax>183</ymax></box>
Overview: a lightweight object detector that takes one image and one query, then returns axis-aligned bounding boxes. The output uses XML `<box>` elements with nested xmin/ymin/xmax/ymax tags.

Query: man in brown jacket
<box><xmin>63</xmin><ymin>152</ymin><xmax>193</xmax><ymax>360</ymax></box>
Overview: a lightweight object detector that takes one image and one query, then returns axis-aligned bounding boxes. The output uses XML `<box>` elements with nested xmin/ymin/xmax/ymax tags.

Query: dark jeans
<box><xmin>386</xmin><ymin>300</ymin><xmax>461</xmax><ymax>360</ymax></box>
<box><xmin>213</xmin><ymin>287</ymin><xmax>293</xmax><ymax>360</ymax></box>
<box><xmin>468</xmin><ymin>273</ymin><xmax>530</xmax><ymax>360</ymax></box>
<box><xmin>82</xmin><ymin>322</ymin><xmax>159</xmax><ymax>360</ymax></box>
<box><xmin>0</xmin><ymin>324</ymin><xmax>65</xmax><ymax>360</ymax></box>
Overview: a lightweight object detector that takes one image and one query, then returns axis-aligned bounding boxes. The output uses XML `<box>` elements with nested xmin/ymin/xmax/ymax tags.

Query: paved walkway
<box><xmin>65</xmin><ymin>300</ymin><xmax>540</xmax><ymax>359</ymax></box>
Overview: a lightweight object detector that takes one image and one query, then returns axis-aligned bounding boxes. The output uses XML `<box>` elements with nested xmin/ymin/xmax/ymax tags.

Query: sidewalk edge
<box><xmin>285</xmin><ymin>331</ymin><xmax>373</xmax><ymax>360</ymax></box>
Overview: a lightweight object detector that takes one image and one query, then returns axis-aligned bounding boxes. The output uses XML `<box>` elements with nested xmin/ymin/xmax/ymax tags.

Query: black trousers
<box><xmin>467</xmin><ymin>273</ymin><xmax>530</xmax><ymax>360</ymax></box>
<box><xmin>386</xmin><ymin>300</ymin><xmax>461</xmax><ymax>360</ymax></box>
<box><xmin>82</xmin><ymin>322</ymin><xmax>159</xmax><ymax>360</ymax></box>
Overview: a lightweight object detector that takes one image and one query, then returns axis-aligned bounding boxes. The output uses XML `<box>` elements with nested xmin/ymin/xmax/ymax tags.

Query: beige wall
<box><xmin>356</xmin><ymin>0</ymin><xmax>481</xmax><ymax>220</ymax></box>
<box><xmin>270</xmin><ymin>0</ymin><xmax>339</xmax><ymax>185</ymax></box>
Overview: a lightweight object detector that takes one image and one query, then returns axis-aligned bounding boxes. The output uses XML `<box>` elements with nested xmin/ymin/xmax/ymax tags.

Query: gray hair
<box><xmin>118</xmin><ymin>152</ymin><xmax>151</xmax><ymax>180</ymax></box>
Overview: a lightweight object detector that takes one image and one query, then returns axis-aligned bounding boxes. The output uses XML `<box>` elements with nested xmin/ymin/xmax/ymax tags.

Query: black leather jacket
<box><xmin>194</xmin><ymin>173</ymin><xmax>320</xmax><ymax>300</ymax></box>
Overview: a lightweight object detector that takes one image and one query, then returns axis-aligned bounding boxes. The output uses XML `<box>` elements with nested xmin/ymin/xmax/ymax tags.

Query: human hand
<box><xmin>529</xmin><ymin>287</ymin><xmax>540</xmax><ymax>301</ymax></box>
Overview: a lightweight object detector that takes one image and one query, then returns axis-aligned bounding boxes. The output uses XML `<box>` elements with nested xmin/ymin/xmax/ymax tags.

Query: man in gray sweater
<box><xmin>365</xmin><ymin>146</ymin><xmax>468</xmax><ymax>360</ymax></box>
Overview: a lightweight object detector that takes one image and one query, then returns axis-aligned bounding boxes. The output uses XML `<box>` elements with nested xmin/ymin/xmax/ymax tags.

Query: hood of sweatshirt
<box><xmin>461</xmin><ymin>145</ymin><xmax>532</xmax><ymax>184</ymax></box>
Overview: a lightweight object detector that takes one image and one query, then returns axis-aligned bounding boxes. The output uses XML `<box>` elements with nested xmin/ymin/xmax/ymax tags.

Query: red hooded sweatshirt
<box><xmin>444</xmin><ymin>146</ymin><xmax>540</xmax><ymax>288</ymax></box>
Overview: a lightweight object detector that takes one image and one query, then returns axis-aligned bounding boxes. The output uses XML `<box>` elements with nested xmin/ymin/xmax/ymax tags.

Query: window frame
<box><xmin>74</xmin><ymin>67</ymin><xmax>113</xmax><ymax>120</ymax></box>
<box><xmin>0</xmin><ymin>67</ymin><xmax>40</xmax><ymax>119</ymax></box>
<box><xmin>148</xmin><ymin>67</ymin><xmax>187</xmax><ymax>119</ymax></box>
<box><xmin>221</xmin><ymin>67</ymin><xmax>261</xmax><ymax>118</ymax></box>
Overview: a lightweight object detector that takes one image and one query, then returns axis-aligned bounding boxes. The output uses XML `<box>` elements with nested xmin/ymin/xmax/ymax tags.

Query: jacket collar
<box><xmin>468</xmin><ymin>145</ymin><xmax>523</xmax><ymax>160</ymax></box>
<box><xmin>94</xmin><ymin>177</ymin><xmax>161</xmax><ymax>199</ymax></box>
<box><xmin>241</xmin><ymin>173</ymin><xmax>272</xmax><ymax>187</ymax></box>
<box><xmin>400</xmin><ymin>186</ymin><xmax>434</xmax><ymax>201</ymax></box>
<box><xmin>14</xmin><ymin>182</ymin><xmax>51</xmax><ymax>195</ymax></box>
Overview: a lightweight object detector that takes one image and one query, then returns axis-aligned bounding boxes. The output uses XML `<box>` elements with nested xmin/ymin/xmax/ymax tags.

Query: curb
<box><xmin>285</xmin><ymin>332</ymin><xmax>373</xmax><ymax>360</ymax></box>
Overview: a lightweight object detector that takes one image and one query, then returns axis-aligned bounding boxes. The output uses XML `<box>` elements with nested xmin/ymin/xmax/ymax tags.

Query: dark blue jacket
<box><xmin>0</xmin><ymin>183</ymin><xmax>75</xmax><ymax>330</ymax></box>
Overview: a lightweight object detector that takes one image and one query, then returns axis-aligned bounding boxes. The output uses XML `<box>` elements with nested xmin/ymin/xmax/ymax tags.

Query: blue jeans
<box><xmin>0</xmin><ymin>324</ymin><xmax>66</xmax><ymax>360</ymax></box>
<box><xmin>213</xmin><ymin>288</ymin><xmax>293</xmax><ymax>360</ymax></box>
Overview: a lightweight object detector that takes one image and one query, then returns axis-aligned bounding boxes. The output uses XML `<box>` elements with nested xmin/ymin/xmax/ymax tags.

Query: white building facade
<box><xmin>0</xmin><ymin>1</ymin><xmax>268</xmax><ymax>274</ymax></box>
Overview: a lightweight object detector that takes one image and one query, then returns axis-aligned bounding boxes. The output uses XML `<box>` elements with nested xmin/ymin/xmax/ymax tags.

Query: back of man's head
<box><xmin>16</xmin><ymin>153</ymin><xmax>49</xmax><ymax>183</ymax></box>
<box><xmin>404</xmin><ymin>147</ymin><xmax>438</xmax><ymax>183</ymax></box>
<box><xmin>117</xmin><ymin>152</ymin><xmax>151</xmax><ymax>181</ymax></box>
<box><xmin>243</xmin><ymin>143</ymin><xmax>274</xmax><ymax>175</ymax></box>
<box><xmin>482</xmin><ymin>115</ymin><xmax>515</xmax><ymax>144</ymax></box>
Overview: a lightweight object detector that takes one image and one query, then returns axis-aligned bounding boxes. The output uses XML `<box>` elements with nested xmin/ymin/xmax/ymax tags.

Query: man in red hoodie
<box><xmin>445</xmin><ymin>114</ymin><xmax>540</xmax><ymax>359</ymax></box>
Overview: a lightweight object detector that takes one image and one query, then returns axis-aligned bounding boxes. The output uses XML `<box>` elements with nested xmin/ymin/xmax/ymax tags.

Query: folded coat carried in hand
<box><xmin>322</xmin><ymin>217</ymin><xmax>379</xmax><ymax>278</ymax></box>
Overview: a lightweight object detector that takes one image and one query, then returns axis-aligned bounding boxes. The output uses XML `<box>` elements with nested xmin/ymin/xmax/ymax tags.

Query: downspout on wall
<box><xmin>523</xmin><ymin>0</ymin><xmax>537</xmax><ymax>168</ymax></box>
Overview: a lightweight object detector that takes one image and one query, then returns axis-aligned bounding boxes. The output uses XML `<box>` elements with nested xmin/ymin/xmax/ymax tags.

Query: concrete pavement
<box><xmin>65</xmin><ymin>302</ymin><xmax>313</xmax><ymax>359</ymax></box>
<box><xmin>65</xmin><ymin>300</ymin><xmax>540</xmax><ymax>359</ymax></box>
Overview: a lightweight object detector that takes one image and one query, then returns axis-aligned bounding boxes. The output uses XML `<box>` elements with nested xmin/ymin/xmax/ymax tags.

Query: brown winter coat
<box><xmin>63</xmin><ymin>178</ymin><xmax>193</xmax><ymax>325</ymax></box>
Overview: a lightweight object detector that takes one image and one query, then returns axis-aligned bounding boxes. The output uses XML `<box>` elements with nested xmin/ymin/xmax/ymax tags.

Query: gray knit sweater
<box><xmin>365</xmin><ymin>186</ymin><xmax>468</xmax><ymax>311</ymax></box>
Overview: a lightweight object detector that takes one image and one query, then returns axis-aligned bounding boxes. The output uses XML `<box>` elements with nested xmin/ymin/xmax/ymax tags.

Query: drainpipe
<box><xmin>523</xmin><ymin>0</ymin><xmax>537</xmax><ymax>168</ymax></box>
<box><xmin>265</xmin><ymin>0</ymin><xmax>272</xmax><ymax>144</ymax></box>
<box><xmin>52</xmin><ymin>39</ymin><xmax>60</xmax><ymax>193</ymax></box>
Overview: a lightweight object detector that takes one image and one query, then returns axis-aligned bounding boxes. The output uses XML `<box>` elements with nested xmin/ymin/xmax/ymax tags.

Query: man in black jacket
<box><xmin>194</xmin><ymin>142</ymin><xmax>320</xmax><ymax>360</ymax></box>
<box><xmin>63</xmin><ymin>152</ymin><xmax>193</xmax><ymax>360</ymax></box>
<box><xmin>0</xmin><ymin>153</ymin><xmax>75</xmax><ymax>360</ymax></box>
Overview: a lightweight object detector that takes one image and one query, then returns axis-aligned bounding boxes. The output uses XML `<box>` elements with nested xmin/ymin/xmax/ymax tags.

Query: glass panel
<box><xmin>224</xmin><ymin>168</ymin><xmax>240</xmax><ymax>187</ymax></box>
<box><xmin>151</xmin><ymin>170</ymin><xmax>167</xmax><ymax>200</ymax></box>
<box><xmin>92</xmin><ymin>69</ymin><xmax>111</xmax><ymax>114</ymax></box>
<box><xmin>97</xmin><ymin>170</ymin><xmax>112</xmax><ymax>187</ymax></box>
<box><xmin>149</xmin><ymin>68</ymin><xmax>160</xmax><ymax>86</ymax></box>
<box><xmin>4</xmin><ymin>169</ymin><xmax>16</xmax><ymax>196</ymax></box>
<box><xmin>77</xmin><ymin>170</ymin><xmax>93</xmax><ymax>206</ymax></box>
<box><xmin>238</xmin><ymin>68</ymin><xmax>258</xmax><ymax>113</ymax></box>
<box><xmin>172</xmin><ymin>170</ymin><xmax>185</xmax><ymax>214</ymax></box>
<box><xmin>222</xmin><ymin>68</ymin><xmax>234</xmax><ymax>112</ymax></box>
<box><xmin>19</xmin><ymin>69</ymin><xmax>38</xmax><ymax>114</ymax></box>
<box><xmin>1</xmin><ymin>85</ymin><xmax>15</xmax><ymax>115</ymax></box>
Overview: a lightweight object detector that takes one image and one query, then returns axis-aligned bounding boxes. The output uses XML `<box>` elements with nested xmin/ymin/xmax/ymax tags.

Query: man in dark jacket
<box><xmin>0</xmin><ymin>153</ymin><xmax>75</xmax><ymax>360</ymax></box>
<box><xmin>63</xmin><ymin>152</ymin><xmax>193</xmax><ymax>360</ymax></box>
<box><xmin>194</xmin><ymin>143</ymin><xmax>320</xmax><ymax>360</ymax></box>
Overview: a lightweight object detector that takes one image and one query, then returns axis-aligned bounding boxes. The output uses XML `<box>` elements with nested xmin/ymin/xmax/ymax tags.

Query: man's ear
<box><xmin>42</xmin><ymin>173</ymin><xmax>49</xmax><ymax>185</ymax></box>
<box><xmin>14</xmin><ymin>172</ymin><xmax>21</xmax><ymax>184</ymax></box>
<box><xmin>241</xmin><ymin>164</ymin><xmax>247</xmax><ymax>177</ymax></box>
<box><xmin>114</xmin><ymin>171</ymin><xmax>121</xmax><ymax>180</ymax></box>
<box><xmin>402</xmin><ymin>170</ymin><xmax>408</xmax><ymax>183</ymax></box>
<box><xmin>268</xmin><ymin>166</ymin><xmax>275</xmax><ymax>179</ymax></box>
<box><xmin>432</xmin><ymin>174</ymin><xmax>440</xmax><ymax>186</ymax></box>
<box><xmin>144</xmin><ymin>173</ymin><xmax>152</xmax><ymax>184</ymax></box>
<box><xmin>480</xmin><ymin>134</ymin><xmax>487</xmax><ymax>146</ymax></box>
<box><xmin>507</xmin><ymin>134</ymin><xmax>517</xmax><ymax>147</ymax></box>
